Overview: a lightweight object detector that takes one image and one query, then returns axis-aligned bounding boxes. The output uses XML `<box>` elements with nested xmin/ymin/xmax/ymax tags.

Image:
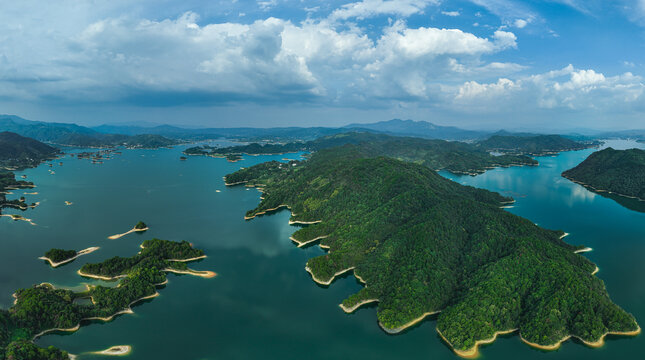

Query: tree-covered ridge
<box><xmin>80</xmin><ymin>239</ymin><xmax>203</xmax><ymax>277</ymax></box>
<box><xmin>477</xmin><ymin>134</ymin><xmax>597</xmax><ymax>156</ymax></box>
<box><xmin>0</xmin><ymin>132</ymin><xmax>60</xmax><ymax>169</ymax></box>
<box><xmin>562</xmin><ymin>147</ymin><xmax>645</xmax><ymax>201</ymax></box>
<box><xmin>227</xmin><ymin>146</ymin><xmax>638</xmax><ymax>356</ymax></box>
<box><xmin>0</xmin><ymin>239</ymin><xmax>211</xmax><ymax>359</ymax></box>
<box><xmin>196</xmin><ymin>132</ymin><xmax>537</xmax><ymax>175</ymax></box>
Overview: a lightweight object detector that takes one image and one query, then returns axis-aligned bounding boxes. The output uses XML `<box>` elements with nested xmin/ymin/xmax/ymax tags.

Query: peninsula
<box><xmin>0</xmin><ymin>238</ymin><xmax>214</xmax><ymax>359</ymax></box>
<box><xmin>563</xmin><ymin>147</ymin><xmax>645</xmax><ymax>202</ymax></box>
<box><xmin>39</xmin><ymin>247</ymin><xmax>100</xmax><ymax>268</ymax></box>
<box><xmin>226</xmin><ymin>144</ymin><xmax>639</xmax><ymax>357</ymax></box>
<box><xmin>108</xmin><ymin>221</ymin><xmax>149</xmax><ymax>240</ymax></box>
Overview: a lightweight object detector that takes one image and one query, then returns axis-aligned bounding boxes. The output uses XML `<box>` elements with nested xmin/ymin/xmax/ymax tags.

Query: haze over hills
<box><xmin>0</xmin><ymin>115</ymin><xmax>177</xmax><ymax>148</ymax></box>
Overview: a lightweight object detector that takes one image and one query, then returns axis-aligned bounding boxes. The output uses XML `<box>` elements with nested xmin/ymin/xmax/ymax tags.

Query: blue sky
<box><xmin>2</xmin><ymin>0</ymin><xmax>645</xmax><ymax>130</ymax></box>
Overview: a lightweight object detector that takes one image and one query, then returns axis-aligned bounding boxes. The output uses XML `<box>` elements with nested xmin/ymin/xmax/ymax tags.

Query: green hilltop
<box><xmin>226</xmin><ymin>145</ymin><xmax>638</xmax><ymax>356</ymax></box>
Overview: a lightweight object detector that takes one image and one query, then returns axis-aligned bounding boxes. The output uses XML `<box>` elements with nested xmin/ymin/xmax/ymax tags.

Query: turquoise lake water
<box><xmin>0</xmin><ymin>140</ymin><xmax>644</xmax><ymax>359</ymax></box>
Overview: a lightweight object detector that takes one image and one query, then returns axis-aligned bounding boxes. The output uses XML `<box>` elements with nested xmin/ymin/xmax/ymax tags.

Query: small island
<box><xmin>92</xmin><ymin>345</ymin><xmax>132</xmax><ymax>356</ymax></box>
<box><xmin>39</xmin><ymin>247</ymin><xmax>100</xmax><ymax>268</ymax></box>
<box><xmin>0</xmin><ymin>238</ymin><xmax>215</xmax><ymax>358</ymax></box>
<box><xmin>227</xmin><ymin>144</ymin><xmax>639</xmax><ymax>357</ymax></box>
<box><xmin>108</xmin><ymin>221</ymin><xmax>149</xmax><ymax>240</ymax></box>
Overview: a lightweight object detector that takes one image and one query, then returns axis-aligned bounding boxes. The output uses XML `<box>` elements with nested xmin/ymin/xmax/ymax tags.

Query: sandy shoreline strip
<box><xmin>437</xmin><ymin>328</ymin><xmax>518</xmax><ymax>358</ymax></box>
<box><xmin>77</xmin><ymin>270</ymin><xmax>127</xmax><ymax>281</ymax></box>
<box><xmin>574</xmin><ymin>247</ymin><xmax>593</xmax><ymax>254</ymax></box>
<box><xmin>290</xmin><ymin>235</ymin><xmax>328</xmax><ymax>248</ymax></box>
<box><xmin>92</xmin><ymin>345</ymin><xmax>132</xmax><ymax>356</ymax></box>
<box><xmin>559</xmin><ymin>232</ymin><xmax>570</xmax><ymax>239</ymax></box>
<box><xmin>108</xmin><ymin>227</ymin><xmax>149</xmax><ymax>240</ymax></box>
<box><xmin>163</xmin><ymin>268</ymin><xmax>216</xmax><ymax>278</ymax></box>
<box><xmin>340</xmin><ymin>299</ymin><xmax>379</xmax><ymax>313</ymax></box>
<box><xmin>0</xmin><ymin>214</ymin><xmax>36</xmax><ymax>225</ymax></box>
<box><xmin>305</xmin><ymin>266</ymin><xmax>355</xmax><ymax>286</ymax></box>
<box><xmin>167</xmin><ymin>255</ymin><xmax>207</xmax><ymax>262</ymax></box>
<box><xmin>380</xmin><ymin>311</ymin><xmax>441</xmax><ymax>335</ymax></box>
<box><xmin>39</xmin><ymin>247</ymin><xmax>100</xmax><ymax>268</ymax></box>
<box><xmin>245</xmin><ymin>204</ymin><xmax>291</xmax><ymax>220</ymax></box>
<box><xmin>289</xmin><ymin>219</ymin><xmax>322</xmax><ymax>225</ymax></box>
<box><xmin>520</xmin><ymin>325</ymin><xmax>641</xmax><ymax>351</ymax></box>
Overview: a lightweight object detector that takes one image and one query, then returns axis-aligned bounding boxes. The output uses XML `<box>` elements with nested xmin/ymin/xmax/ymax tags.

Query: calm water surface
<box><xmin>0</xmin><ymin>140</ymin><xmax>643</xmax><ymax>359</ymax></box>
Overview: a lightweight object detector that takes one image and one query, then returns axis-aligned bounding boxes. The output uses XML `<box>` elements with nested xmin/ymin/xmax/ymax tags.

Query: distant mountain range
<box><xmin>95</xmin><ymin>119</ymin><xmax>488</xmax><ymax>141</ymax></box>
<box><xmin>2</xmin><ymin>114</ymin><xmax>645</xmax><ymax>146</ymax></box>
<box><xmin>0</xmin><ymin>115</ymin><xmax>178</xmax><ymax>148</ymax></box>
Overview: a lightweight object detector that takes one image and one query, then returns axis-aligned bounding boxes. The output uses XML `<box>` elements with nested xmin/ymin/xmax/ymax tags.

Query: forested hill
<box><xmin>0</xmin><ymin>132</ymin><xmax>60</xmax><ymax>168</ymax></box>
<box><xmin>0</xmin><ymin>115</ymin><xmax>178</xmax><ymax>148</ymax></box>
<box><xmin>477</xmin><ymin>134</ymin><xmax>596</xmax><ymax>155</ymax></box>
<box><xmin>188</xmin><ymin>132</ymin><xmax>537</xmax><ymax>175</ymax></box>
<box><xmin>562</xmin><ymin>147</ymin><xmax>645</xmax><ymax>200</ymax></box>
<box><xmin>226</xmin><ymin>145</ymin><xmax>638</xmax><ymax>357</ymax></box>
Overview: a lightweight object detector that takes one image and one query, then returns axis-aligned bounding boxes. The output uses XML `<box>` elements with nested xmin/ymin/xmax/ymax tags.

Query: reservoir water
<box><xmin>1</xmin><ymin>140</ymin><xmax>644</xmax><ymax>359</ymax></box>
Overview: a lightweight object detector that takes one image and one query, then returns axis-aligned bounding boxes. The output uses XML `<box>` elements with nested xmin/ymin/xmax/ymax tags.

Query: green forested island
<box><xmin>0</xmin><ymin>239</ymin><xmax>213</xmax><ymax>359</ymax></box>
<box><xmin>562</xmin><ymin>147</ymin><xmax>645</xmax><ymax>201</ymax></box>
<box><xmin>190</xmin><ymin>132</ymin><xmax>537</xmax><ymax>175</ymax></box>
<box><xmin>42</xmin><ymin>249</ymin><xmax>77</xmax><ymax>264</ymax></box>
<box><xmin>477</xmin><ymin>134</ymin><xmax>597</xmax><ymax>156</ymax></box>
<box><xmin>226</xmin><ymin>145</ymin><xmax>639</xmax><ymax>357</ymax></box>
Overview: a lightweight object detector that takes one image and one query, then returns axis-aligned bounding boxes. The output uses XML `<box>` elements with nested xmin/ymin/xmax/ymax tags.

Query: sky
<box><xmin>1</xmin><ymin>0</ymin><xmax>645</xmax><ymax>130</ymax></box>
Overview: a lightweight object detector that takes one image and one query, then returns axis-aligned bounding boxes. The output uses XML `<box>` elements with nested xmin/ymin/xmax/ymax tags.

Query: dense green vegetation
<box><xmin>191</xmin><ymin>132</ymin><xmax>537</xmax><ymax>175</ymax></box>
<box><xmin>135</xmin><ymin>221</ymin><xmax>148</xmax><ymax>230</ymax></box>
<box><xmin>42</xmin><ymin>249</ymin><xmax>77</xmax><ymax>264</ymax></box>
<box><xmin>0</xmin><ymin>239</ymin><xmax>209</xmax><ymax>359</ymax></box>
<box><xmin>227</xmin><ymin>145</ymin><xmax>638</xmax><ymax>354</ymax></box>
<box><xmin>562</xmin><ymin>147</ymin><xmax>645</xmax><ymax>201</ymax></box>
<box><xmin>477</xmin><ymin>134</ymin><xmax>596</xmax><ymax>156</ymax></box>
<box><xmin>0</xmin><ymin>132</ymin><xmax>59</xmax><ymax>169</ymax></box>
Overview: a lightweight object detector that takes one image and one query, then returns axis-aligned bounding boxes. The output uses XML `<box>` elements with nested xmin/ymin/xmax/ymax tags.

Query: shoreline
<box><xmin>519</xmin><ymin>325</ymin><xmax>641</xmax><ymax>351</ymax></box>
<box><xmin>39</xmin><ymin>247</ymin><xmax>100</xmax><ymax>268</ymax></box>
<box><xmin>562</xmin><ymin>175</ymin><xmax>645</xmax><ymax>202</ymax></box>
<box><xmin>108</xmin><ymin>227</ymin><xmax>149</xmax><ymax>240</ymax></box>
<box><xmin>244</xmin><ymin>204</ymin><xmax>291</xmax><ymax>220</ymax></box>
<box><xmin>340</xmin><ymin>299</ymin><xmax>379</xmax><ymax>313</ymax></box>
<box><xmin>574</xmin><ymin>247</ymin><xmax>593</xmax><ymax>254</ymax></box>
<box><xmin>559</xmin><ymin>232</ymin><xmax>570</xmax><ymax>240</ymax></box>
<box><xmin>289</xmin><ymin>219</ymin><xmax>322</xmax><ymax>225</ymax></box>
<box><xmin>437</xmin><ymin>328</ymin><xmax>518</xmax><ymax>359</ymax></box>
<box><xmin>33</xmin><ymin>292</ymin><xmax>161</xmax><ymax>340</ymax></box>
<box><xmin>167</xmin><ymin>255</ymin><xmax>207</xmax><ymax>262</ymax></box>
<box><xmin>290</xmin><ymin>235</ymin><xmax>328</xmax><ymax>248</ymax></box>
<box><xmin>304</xmin><ymin>266</ymin><xmax>355</xmax><ymax>286</ymax></box>
<box><xmin>77</xmin><ymin>269</ymin><xmax>128</xmax><ymax>281</ymax></box>
<box><xmin>91</xmin><ymin>345</ymin><xmax>132</xmax><ymax>356</ymax></box>
<box><xmin>380</xmin><ymin>311</ymin><xmax>441</xmax><ymax>335</ymax></box>
<box><xmin>163</xmin><ymin>268</ymin><xmax>216</xmax><ymax>278</ymax></box>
